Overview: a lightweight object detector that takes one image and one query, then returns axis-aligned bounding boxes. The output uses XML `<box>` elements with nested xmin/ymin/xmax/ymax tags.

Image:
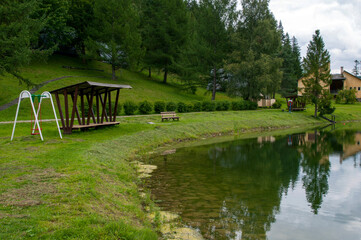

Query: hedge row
<box><xmin>121</xmin><ymin>100</ymin><xmax>258</xmax><ymax>115</ymax></box>
<box><xmin>80</xmin><ymin>100</ymin><xmax>259</xmax><ymax>116</ymax></box>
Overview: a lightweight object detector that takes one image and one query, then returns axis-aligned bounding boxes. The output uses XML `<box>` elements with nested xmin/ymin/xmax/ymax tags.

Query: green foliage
<box><xmin>142</xmin><ymin>0</ymin><xmax>190</xmax><ymax>83</ymax></box>
<box><xmin>318</xmin><ymin>90</ymin><xmax>335</xmax><ymax>116</ymax></box>
<box><xmin>231</xmin><ymin>101</ymin><xmax>242</xmax><ymax>110</ymax></box>
<box><xmin>177</xmin><ymin>102</ymin><xmax>187</xmax><ymax>113</ymax></box>
<box><xmin>154</xmin><ymin>101</ymin><xmax>166</xmax><ymax>113</ymax></box>
<box><xmin>226</xmin><ymin>0</ymin><xmax>282</xmax><ymax>100</ymax></box>
<box><xmin>202</xmin><ymin>101</ymin><xmax>216</xmax><ymax>111</ymax></box>
<box><xmin>166</xmin><ymin>102</ymin><xmax>177</xmax><ymax>111</ymax></box>
<box><xmin>139</xmin><ymin>100</ymin><xmax>153</xmax><ymax>114</ymax></box>
<box><xmin>336</xmin><ymin>89</ymin><xmax>357</xmax><ymax>104</ymax></box>
<box><xmin>0</xmin><ymin>0</ymin><xmax>47</xmax><ymax>85</ymax></box>
<box><xmin>186</xmin><ymin>103</ymin><xmax>194</xmax><ymax>112</ymax></box>
<box><xmin>302</xmin><ymin>30</ymin><xmax>331</xmax><ymax>117</ymax></box>
<box><xmin>124</xmin><ymin>101</ymin><xmax>138</xmax><ymax>115</ymax></box>
<box><xmin>87</xmin><ymin>0</ymin><xmax>143</xmax><ymax>80</ymax></box>
<box><xmin>272</xmin><ymin>99</ymin><xmax>282</xmax><ymax>109</ymax></box>
<box><xmin>193</xmin><ymin>101</ymin><xmax>202</xmax><ymax>112</ymax></box>
<box><xmin>216</xmin><ymin>101</ymin><xmax>230</xmax><ymax>111</ymax></box>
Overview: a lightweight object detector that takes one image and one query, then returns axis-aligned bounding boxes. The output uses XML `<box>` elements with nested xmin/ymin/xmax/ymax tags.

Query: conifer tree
<box><xmin>87</xmin><ymin>0</ymin><xmax>143</xmax><ymax>80</ymax></box>
<box><xmin>142</xmin><ymin>0</ymin><xmax>189</xmax><ymax>84</ymax></box>
<box><xmin>0</xmin><ymin>0</ymin><xmax>46</xmax><ymax>85</ymax></box>
<box><xmin>302</xmin><ymin>30</ymin><xmax>331</xmax><ymax>117</ymax></box>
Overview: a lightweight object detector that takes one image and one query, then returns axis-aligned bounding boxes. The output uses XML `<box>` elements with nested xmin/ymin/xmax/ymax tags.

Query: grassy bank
<box><xmin>0</xmin><ymin>109</ymin><xmax>331</xmax><ymax>239</ymax></box>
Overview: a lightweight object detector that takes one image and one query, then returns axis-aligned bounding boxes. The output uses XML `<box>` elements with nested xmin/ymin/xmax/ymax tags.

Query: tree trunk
<box><xmin>148</xmin><ymin>67</ymin><xmax>151</xmax><ymax>78</ymax></box>
<box><xmin>314</xmin><ymin>101</ymin><xmax>318</xmax><ymax>117</ymax></box>
<box><xmin>212</xmin><ymin>67</ymin><xmax>217</xmax><ymax>100</ymax></box>
<box><xmin>112</xmin><ymin>65</ymin><xmax>116</xmax><ymax>80</ymax></box>
<box><xmin>163</xmin><ymin>68</ymin><xmax>168</xmax><ymax>84</ymax></box>
<box><xmin>81</xmin><ymin>43</ymin><xmax>86</xmax><ymax>64</ymax></box>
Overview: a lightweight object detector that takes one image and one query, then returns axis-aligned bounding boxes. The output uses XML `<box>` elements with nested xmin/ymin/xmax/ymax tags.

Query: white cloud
<box><xmin>269</xmin><ymin>0</ymin><xmax>361</xmax><ymax>73</ymax></box>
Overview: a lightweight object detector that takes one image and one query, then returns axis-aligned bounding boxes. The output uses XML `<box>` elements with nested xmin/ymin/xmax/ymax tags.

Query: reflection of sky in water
<box><xmin>148</xmin><ymin>130</ymin><xmax>361</xmax><ymax>240</ymax></box>
<box><xmin>268</xmin><ymin>154</ymin><xmax>361</xmax><ymax>240</ymax></box>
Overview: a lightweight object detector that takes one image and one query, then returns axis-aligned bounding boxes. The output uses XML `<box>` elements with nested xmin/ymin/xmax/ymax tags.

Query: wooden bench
<box><xmin>161</xmin><ymin>112</ymin><xmax>179</xmax><ymax>122</ymax></box>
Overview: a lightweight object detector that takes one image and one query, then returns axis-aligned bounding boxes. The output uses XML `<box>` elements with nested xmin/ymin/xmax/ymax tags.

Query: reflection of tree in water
<box><xmin>148</xmin><ymin>129</ymin><xmax>359</xmax><ymax>240</ymax></box>
<box><xmin>204</xmin><ymin>137</ymin><xmax>302</xmax><ymax>239</ymax></box>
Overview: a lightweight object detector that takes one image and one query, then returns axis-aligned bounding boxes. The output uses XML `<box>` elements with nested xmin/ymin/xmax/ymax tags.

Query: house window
<box><xmin>354</xmin><ymin>87</ymin><xmax>357</xmax><ymax>90</ymax></box>
<box><xmin>350</xmin><ymin>87</ymin><xmax>352</xmax><ymax>90</ymax></box>
<box><xmin>358</xmin><ymin>87</ymin><xmax>360</xmax><ymax>91</ymax></box>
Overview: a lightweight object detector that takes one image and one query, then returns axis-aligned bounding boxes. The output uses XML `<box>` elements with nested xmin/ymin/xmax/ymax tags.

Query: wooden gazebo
<box><xmin>50</xmin><ymin>81</ymin><xmax>132</xmax><ymax>134</ymax></box>
<box><xmin>285</xmin><ymin>95</ymin><xmax>306</xmax><ymax>111</ymax></box>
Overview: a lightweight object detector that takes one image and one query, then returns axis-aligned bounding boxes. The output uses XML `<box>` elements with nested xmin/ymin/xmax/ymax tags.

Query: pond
<box><xmin>146</xmin><ymin>126</ymin><xmax>361</xmax><ymax>240</ymax></box>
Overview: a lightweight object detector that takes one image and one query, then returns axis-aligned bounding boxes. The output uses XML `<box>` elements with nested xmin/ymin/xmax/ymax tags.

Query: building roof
<box><xmin>331</xmin><ymin>74</ymin><xmax>346</xmax><ymax>81</ymax></box>
<box><xmin>50</xmin><ymin>81</ymin><xmax>132</xmax><ymax>95</ymax></box>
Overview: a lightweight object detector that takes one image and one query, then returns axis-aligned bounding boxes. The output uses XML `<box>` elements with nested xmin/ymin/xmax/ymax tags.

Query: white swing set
<box><xmin>11</xmin><ymin>90</ymin><xmax>62</xmax><ymax>141</ymax></box>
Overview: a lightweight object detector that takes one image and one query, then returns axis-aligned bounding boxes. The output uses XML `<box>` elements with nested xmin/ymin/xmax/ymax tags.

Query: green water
<box><xmin>147</xmin><ymin>126</ymin><xmax>361</xmax><ymax>240</ymax></box>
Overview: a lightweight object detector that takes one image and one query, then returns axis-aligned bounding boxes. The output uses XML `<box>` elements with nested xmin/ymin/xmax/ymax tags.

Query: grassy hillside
<box><xmin>0</xmin><ymin>55</ymin><xmax>233</xmax><ymax>121</ymax></box>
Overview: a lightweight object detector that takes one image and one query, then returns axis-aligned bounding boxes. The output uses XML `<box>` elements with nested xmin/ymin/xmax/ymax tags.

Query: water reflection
<box><xmin>147</xmin><ymin>128</ymin><xmax>361</xmax><ymax>239</ymax></box>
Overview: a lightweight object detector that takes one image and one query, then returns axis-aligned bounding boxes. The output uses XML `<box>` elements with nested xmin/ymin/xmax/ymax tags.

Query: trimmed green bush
<box><xmin>154</xmin><ymin>101</ymin><xmax>166</xmax><ymax>113</ymax></box>
<box><xmin>186</xmin><ymin>103</ymin><xmax>193</xmax><ymax>112</ymax></box>
<box><xmin>202</xmin><ymin>100</ymin><xmax>216</xmax><ymax>111</ymax></box>
<box><xmin>231</xmin><ymin>100</ymin><xmax>245</xmax><ymax>110</ymax></box>
<box><xmin>177</xmin><ymin>102</ymin><xmax>187</xmax><ymax>113</ymax></box>
<box><xmin>123</xmin><ymin>101</ymin><xmax>138</xmax><ymax>115</ymax></box>
<box><xmin>139</xmin><ymin>100</ymin><xmax>153</xmax><ymax>114</ymax></box>
<box><xmin>216</xmin><ymin>101</ymin><xmax>230</xmax><ymax>111</ymax></box>
<box><xmin>246</xmin><ymin>100</ymin><xmax>258</xmax><ymax>110</ymax></box>
<box><xmin>193</xmin><ymin>101</ymin><xmax>202</xmax><ymax>112</ymax></box>
<box><xmin>166</xmin><ymin>101</ymin><xmax>177</xmax><ymax>111</ymax></box>
<box><xmin>272</xmin><ymin>100</ymin><xmax>282</xmax><ymax>109</ymax></box>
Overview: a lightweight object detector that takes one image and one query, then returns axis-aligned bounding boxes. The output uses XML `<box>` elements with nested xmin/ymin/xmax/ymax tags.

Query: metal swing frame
<box><xmin>11</xmin><ymin>91</ymin><xmax>62</xmax><ymax>141</ymax></box>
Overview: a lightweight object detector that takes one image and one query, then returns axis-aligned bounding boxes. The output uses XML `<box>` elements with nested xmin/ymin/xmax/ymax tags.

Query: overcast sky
<box><xmin>269</xmin><ymin>0</ymin><xmax>361</xmax><ymax>74</ymax></box>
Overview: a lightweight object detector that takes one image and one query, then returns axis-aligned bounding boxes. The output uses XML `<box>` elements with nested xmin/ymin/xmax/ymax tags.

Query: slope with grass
<box><xmin>0</xmin><ymin>55</ymin><xmax>233</xmax><ymax>121</ymax></box>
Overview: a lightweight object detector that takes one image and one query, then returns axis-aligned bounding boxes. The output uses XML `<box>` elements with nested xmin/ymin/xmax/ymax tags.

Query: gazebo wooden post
<box><xmin>69</xmin><ymin>86</ymin><xmax>79</xmax><ymax>131</ymax></box>
<box><xmin>55</xmin><ymin>92</ymin><xmax>65</xmax><ymax>129</ymax></box>
<box><xmin>87</xmin><ymin>87</ymin><xmax>95</xmax><ymax>125</ymax></box>
<box><xmin>108</xmin><ymin>90</ymin><xmax>112</xmax><ymax>122</ymax></box>
<box><xmin>96</xmin><ymin>92</ymin><xmax>100</xmax><ymax>124</ymax></box>
<box><xmin>71</xmin><ymin>94</ymin><xmax>81</xmax><ymax>125</ymax></box>
<box><xmin>113</xmin><ymin>89</ymin><xmax>120</xmax><ymax>122</ymax></box>
<box><xmin>64</xmin><ymin>89</ymin><xmax>70</xmax><ymax>133</ymax></box>
<box><xmin>81</xmin><ymin>91</ymin><xmax>85</xmax><ymax>125</ymax></box>
<box><xmin>100</xmin><ymin>91</ymin><xmax>108</xmax><ymax>123</ymax></box>
<box><xmin>86</xmin><ymin>94</ymin><xmax>97</xmax><ymax>124</ymax></box>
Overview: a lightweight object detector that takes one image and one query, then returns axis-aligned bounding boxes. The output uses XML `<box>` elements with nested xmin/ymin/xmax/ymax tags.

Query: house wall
<box><xmin>297</xmin><ymin>77</ymin><xmax>329</xmax><ymax>96</ymax></box>
<box><xmin>343</xmin><ymin>71</ymin><xmax>361</xmax><ymax>99</ymax></box>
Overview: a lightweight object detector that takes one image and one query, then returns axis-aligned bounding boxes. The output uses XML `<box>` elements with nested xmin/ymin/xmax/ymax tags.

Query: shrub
<box><xmin>272</xmin><ymin>99</ymin><xmax>282</xmax><ymax>109</ymax></box>
<box><xmin>318</xmin><ymin>92</ymin><xmax>335</xmax><ymax>116</ymax></box>
<box><xmin>231</xmin><ymin>100</ymin><xmax>245</xmax><ymax>110</ymax></box>
<box><xmin>177</xmin><ymin>102</ymin><xmax>187</xmax><ymax>113</ymax></box>
<box><xmin>154</xmin><ymin>101</ymin><xmax>166</xmax><ymax>113</ymax></box>
<box><xmin>193</xmin><ymin>101</ymin><xmax>202</xmax><ymax>112</ymax></box>
<box><xmin>202</xmin><ymin>100</ymin><xmax>216</xmax><ymax>111</ymax></box>
<box><xmin>246</xmin><ymin>100</ymin><xmax>258</xmax><ymax>110</ymax></box>
<box><xmin>139</xmin><ymin>100</ymin><xmax>153</xmax><ymax>114</ymax></box>
<box><xmin>123</xmin><ymin>101</ymin><xmax>138</xmax><ymax>115</ymax></box>
<box><xmin>186</xmin><ymin>103</ymin><xmax>193</xmax><ymax>112</ymax></box>
<box><xmin>166</xmin><ymin>101</ymin><xmax>177</xmax><ymax>111</ymax></box>
<box><xmin>216</xmin><ymin>101</ymin><xmax>230</xmax><ymax>111</ymax></box>
<box><xmin>336</xmin><ymin>89</ymin><xmax>357</xmax><ymax>104</ymax></box>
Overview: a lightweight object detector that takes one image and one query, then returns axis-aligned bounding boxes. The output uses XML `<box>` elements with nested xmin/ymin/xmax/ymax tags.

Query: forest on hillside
<box><xmin>1</xmin><ymin>0</ymin><xmax>303</xmax><ymax>100</ymax></box>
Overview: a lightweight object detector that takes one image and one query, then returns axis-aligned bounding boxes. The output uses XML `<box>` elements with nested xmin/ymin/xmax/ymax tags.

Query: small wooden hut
<box><xmin>50</xmin><ymin>81</ymin><xmax>132</xmax><ymax>134</ymax></box>
<box><xmin>285</xmin><ymin>95</ymin><xmax>306</xmax><ymax>111</ymax></box>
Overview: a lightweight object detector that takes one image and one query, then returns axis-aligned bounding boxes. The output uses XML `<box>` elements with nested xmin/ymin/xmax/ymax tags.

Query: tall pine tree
<box><xmin>226</xmin><ymin>0</ymin><xmax>282</xmax><ymax>100</ymax></box>
<box><xmin>302</xmin><ymin>30</ymin><xmax>331</xmax><ymax>117</ymax></box>
<box><xmin>142</xmin><ymin>0</ymin><xmax>189</xmax><ymax>83</ymax></box>
<box><xmin>87</xmin><ymin>0</ymin><xmax>143</xmax><ymax>80</ymax></box>
<box><xmin>0</xmin><ymin>0</ymin><xmax>47</xmax><ymax>85</ymax></box>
